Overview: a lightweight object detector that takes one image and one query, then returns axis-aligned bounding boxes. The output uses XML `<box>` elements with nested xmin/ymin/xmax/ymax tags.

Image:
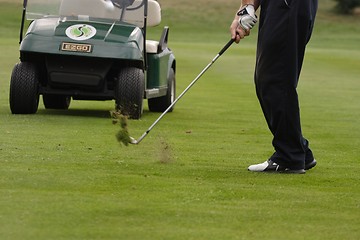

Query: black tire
<box><xmin>148</xmin><ymin>68</ymin><xmax>176</xmax><ymax>112</ymax></box>
<box><xmin>9</xmin><ymin>62</ymin><xmax>40</xmax><ymax>114</ymax></box>
<box><xmin>43</xmin><ymin>95</ymin><xmax>71</xmax><ymax>110</ymax></box>
<box><xmin>115</xmin><ymin>67</ymin><xmax>145</xmax><ymax>119</ymax></box>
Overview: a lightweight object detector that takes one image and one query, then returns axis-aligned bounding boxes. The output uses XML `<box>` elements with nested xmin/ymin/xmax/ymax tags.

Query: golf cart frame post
<box><xmin>19</xmin><ymin>0</ymin><xmax>28</xmax><ymax>44</ymax></box>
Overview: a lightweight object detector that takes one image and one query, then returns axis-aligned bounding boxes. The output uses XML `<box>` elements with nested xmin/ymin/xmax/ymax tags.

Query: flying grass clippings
<box><xmin>110</xmin><ymin>110</ymin><xmax>131</xmax><ymax>146</ymax></box>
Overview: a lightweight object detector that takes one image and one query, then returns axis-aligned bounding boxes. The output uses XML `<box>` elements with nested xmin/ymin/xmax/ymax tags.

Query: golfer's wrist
<box><xmin>240</xmin><ymin>3</ymin><xmax>254</xmax><ymax>9</ymax></box>
<box><xmin>241</xmin><ymin>0</ymin><xmax>260</xmax><ymax>11</ymax></box>
<box><xmin>241</xmin><ymin>0</ymin><xmax>256</xmax><ymax>7</ymax></box>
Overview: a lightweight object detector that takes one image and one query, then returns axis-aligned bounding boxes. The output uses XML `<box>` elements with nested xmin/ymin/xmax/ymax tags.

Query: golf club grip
<box><xmin>219</xmin><ymin>38</ymin><xmax>235</xmax><ymax>56</ymax></box>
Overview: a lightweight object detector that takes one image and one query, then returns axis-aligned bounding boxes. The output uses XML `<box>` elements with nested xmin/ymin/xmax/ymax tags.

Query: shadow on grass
<box><xmin>37</xmin><ymin>108</ymin><xmax>153</xmax><ymax>119</ymax></box>
<box><xmin>37</xmin><ymin>108</ymin><xmax>112</xmax><ymax>119</ymax></box>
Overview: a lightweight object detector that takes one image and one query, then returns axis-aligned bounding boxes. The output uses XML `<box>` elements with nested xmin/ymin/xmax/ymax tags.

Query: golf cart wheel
<box><xmin>115</xmin><ymin>67</ymin><xmax>145</xmax><ymax>119</ymax></box>
<box><xmin>43</xmin><ymin>95</ymin><xmax>71</xmax><ymax>110</ymax></box>
<box><xmin>9</xmin><ymin>62</ymin><xmax>40</xmax><ymax>114</ymax></box>
<box><xmin>148</xmin><ymin>68</ymin><xmax>176</xmax><ymax>112</ymax></box>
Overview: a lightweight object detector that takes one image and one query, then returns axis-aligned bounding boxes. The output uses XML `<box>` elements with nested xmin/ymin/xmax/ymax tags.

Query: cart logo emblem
<box><xmin>65</xmin><ymin>24</ymin><xmax>97</xmax><ymax>41</ymax></box>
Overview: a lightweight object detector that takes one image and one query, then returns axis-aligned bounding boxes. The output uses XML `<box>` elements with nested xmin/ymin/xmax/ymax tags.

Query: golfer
<box><xmin>230</xmin><ymin>0</ymin><xmax>318</xmax><ymax>173</ymax></box>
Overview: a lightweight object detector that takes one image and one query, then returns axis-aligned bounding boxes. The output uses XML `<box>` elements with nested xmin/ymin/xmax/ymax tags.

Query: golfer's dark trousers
<box><xmin>255</xmin><ymin>0</ymin><xmax>318</xmax><ymax>170</ymax></box>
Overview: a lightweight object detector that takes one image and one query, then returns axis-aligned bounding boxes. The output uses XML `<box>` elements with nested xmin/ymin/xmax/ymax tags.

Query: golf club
<box><xmin>130</xmin><ymin>38</ymin><xmax>235</xmax><ymax>145</ymax></box>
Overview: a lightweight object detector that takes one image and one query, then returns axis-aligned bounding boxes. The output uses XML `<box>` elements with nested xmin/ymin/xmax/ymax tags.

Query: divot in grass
<box><xmin>158</xmin><ymin>137</ymin><xmax>173</xmax><ymax>164</ymax></box>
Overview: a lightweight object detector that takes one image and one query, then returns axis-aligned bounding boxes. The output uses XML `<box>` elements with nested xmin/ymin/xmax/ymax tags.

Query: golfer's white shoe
<box><xmin>248</xmin><ymin>159</ymin><xmax>305</xmax><ymax>174</ymax></box>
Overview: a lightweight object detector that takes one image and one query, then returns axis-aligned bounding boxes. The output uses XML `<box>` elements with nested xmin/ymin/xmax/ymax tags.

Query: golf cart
<box><xmin>10</xmin><ymin>0</ymin><xmax>176</xmax><ymax>119</ymax></box>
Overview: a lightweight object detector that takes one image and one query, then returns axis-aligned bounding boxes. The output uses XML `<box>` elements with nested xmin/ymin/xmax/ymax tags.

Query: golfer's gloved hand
<box><xmin>237</xmin><ymin>4</ymin><xmax>257</xmax><ymax>31</ymax></box>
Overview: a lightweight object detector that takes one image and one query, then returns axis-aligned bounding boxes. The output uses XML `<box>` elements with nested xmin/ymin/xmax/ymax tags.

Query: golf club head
<box><xmin>129</xmin><ymin>136</ymin><xmax>138</xmax><ymax>145</ymax></box>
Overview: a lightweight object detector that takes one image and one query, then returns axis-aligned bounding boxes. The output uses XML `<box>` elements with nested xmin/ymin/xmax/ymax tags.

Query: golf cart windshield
<box><xmin>26</xmin><ymin>0</ymin><xmax>148</xmax><ymax>27</ymax></box>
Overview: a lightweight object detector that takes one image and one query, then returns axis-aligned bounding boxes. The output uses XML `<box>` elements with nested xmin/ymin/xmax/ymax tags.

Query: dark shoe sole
<box><xmin>305</xmin><ymin>159</ymin><xmax>317</xmax><ymax>170</ymax></box>
<box><xmin>256</xmin><ymin>169</ymin><xmax>306</xmax><ymax>174</ymax></box>
<box><xmin>282</xmin><ymin>169</ymin><xmax>306</xmax><ymax>174</ymax></box>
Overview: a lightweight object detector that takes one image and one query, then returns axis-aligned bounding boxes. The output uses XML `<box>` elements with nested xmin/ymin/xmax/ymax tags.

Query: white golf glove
<box><xmin>237</xmin><ymin>4</ymin><xmax>257</xmax><ymax>31</ymax></box>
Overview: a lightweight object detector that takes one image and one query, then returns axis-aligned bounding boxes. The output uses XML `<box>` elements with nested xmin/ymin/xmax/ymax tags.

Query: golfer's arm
<box><xmin>240</xmin><ymin>0</ymin><xmax>260</xmax><ymax>10</ymax></box>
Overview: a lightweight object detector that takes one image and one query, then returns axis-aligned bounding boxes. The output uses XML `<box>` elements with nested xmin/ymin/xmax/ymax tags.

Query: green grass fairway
<box><xmin>1</xmin><ymin>0</ymin><xmax>360</xmax><ymax>239</ymax></box>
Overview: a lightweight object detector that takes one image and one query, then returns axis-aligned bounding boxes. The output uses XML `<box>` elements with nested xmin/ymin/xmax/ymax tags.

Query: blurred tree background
<box><xmin>334</xmin><ymin>0</ymin><xmax>360</xmax><ymax>14</ymax></box>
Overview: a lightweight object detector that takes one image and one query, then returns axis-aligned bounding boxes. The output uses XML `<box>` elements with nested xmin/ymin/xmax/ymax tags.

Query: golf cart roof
<box><xmin>26</xmin><ymin>0</ymin><xmax>161</xmax><ymax>27</ymax></box>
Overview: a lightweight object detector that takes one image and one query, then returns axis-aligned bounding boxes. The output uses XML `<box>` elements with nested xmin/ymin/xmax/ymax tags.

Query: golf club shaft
<box><xmin>133</xmin><ymin>38</ymin><xmax>235</xmax><ymax>144</ymax></box>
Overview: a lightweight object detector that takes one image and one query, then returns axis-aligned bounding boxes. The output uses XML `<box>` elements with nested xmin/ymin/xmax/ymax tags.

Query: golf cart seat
<box><xmin>146</xmin><ymin>40</ymin><xmax>159</xmax><ymax>53</ymax></box>
<box><xmin>146</xmin><ymin>26</ymin><xmax>169</xmax><ymax>54</ymax></box>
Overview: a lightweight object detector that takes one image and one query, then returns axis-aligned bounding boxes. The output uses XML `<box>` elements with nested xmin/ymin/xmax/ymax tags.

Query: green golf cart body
<box><xmin>10</xmin><ymin>0</ymin><xmax>176</xmax><ymax>119</ymax></box>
